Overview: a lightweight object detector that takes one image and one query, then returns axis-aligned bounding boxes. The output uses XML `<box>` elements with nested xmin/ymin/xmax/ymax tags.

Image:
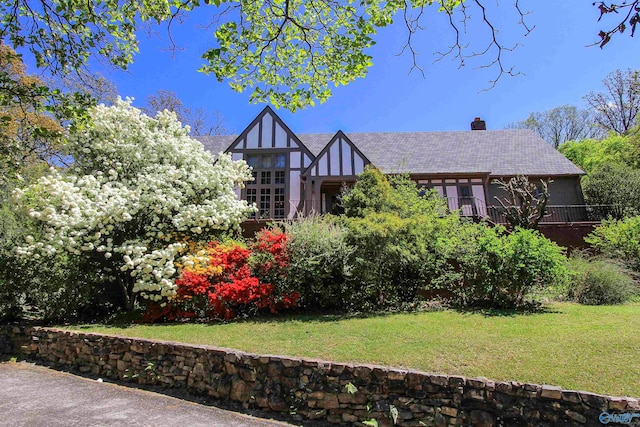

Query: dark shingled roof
<box><xmin>196</xmin><ymin>129</ymin><xmax>584</xmax><ymax>177</ymax></box>
<box><xmin>295</xmin><ymin>133</ymin><xmax>336</xmax><ymax>156</ymax></box>
<box><xmin>197</xmin><ymin>135</ymin><xmax>236</xmax><ymax>155</ymax></box>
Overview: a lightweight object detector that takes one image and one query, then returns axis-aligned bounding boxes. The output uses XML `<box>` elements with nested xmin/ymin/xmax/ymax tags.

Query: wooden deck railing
<box><xmin>486</xmin><ymin>204</ymin><xmax>622</xmax><ymax>224</ymax></box>
<box><xmin>446</xmin><ymin>198</ymin><xmax>621</xmax><ymax>224</ymax></box>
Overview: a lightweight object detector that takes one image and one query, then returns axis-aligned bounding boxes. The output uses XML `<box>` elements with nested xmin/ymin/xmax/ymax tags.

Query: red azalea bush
<box><xmin>144</xmin><ymin>236</ymin><xmax>298</xmax><ymax>323</ymax></box>
<box><xmin>250</xmin><ymin>227</ymin><xmax>289</xmax><ymax>285</ymax></box>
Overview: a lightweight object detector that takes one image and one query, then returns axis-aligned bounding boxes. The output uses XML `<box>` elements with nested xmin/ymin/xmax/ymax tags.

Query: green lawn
<box><xmin>72</xmin><ymin>302</ymin><xmax>640</xmax><ymax>397</ymax></box>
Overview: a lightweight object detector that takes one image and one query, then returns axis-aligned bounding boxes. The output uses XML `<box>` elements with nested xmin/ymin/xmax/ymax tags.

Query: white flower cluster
<box><xmin>14</xmin><ymin>99</ymin><xmax>255</xmax><ymax>301</ymax></box>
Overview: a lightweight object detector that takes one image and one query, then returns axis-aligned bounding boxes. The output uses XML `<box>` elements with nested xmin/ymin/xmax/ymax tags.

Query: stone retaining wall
<box><xmin>1</xmin><ymin>326</ymin><xmax>638</xmax><ymax>426</ymax></box>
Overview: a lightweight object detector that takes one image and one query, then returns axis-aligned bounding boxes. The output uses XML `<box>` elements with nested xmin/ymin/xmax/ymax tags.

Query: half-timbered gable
<box><xmin>304</xmin><ymin>132</ymin><xmax>369</xmax><ymax>178</ymax></box>
<box><xmin>214</xmin><ymin>107</ymin><xmax>315</xmax><ymax>219</ymax></box>
<box><xmin>301</xmin><ymin>132</ymin><xmax>371</xmax><ymax>214</ymax></box>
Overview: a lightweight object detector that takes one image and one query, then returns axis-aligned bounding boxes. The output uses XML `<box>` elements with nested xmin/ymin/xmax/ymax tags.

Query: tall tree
<box><xmin>0</xmin><ymin>44</ymin><xmax>65</xmax><ymax>182</ymax></box>
<box><xmin>144</xmin><ymin>90</ymin><xmax>184</xmax><ymax>119</ymax></box>
<box><xmin>143</xmin><ymin>90</ymin><xmax>227</xmax><ymax>136</ymax></box>
<box><xmin>508</xmin><ymin>105</ymin><xmax>605</xmax><ymax>148</ymax></box>
<box><xmin>584</xmin><ymin>69</ymin><xmax>640</xmax><ymax>135</ymax></box>
<box><xmin>559</xmin><ymin>130</ymin><xmax>640</xmax><ymax>173</ymax></box>
<box><xmin>0</xmin><ymin>2</ymin><xmax>637</xmax><ymax>112</ymax></box>
<box><xmin>0</xmin><ymin>44</ymin><xmax>69</xmax><ymax>320</ymax></box>
<box><xmin>559</xmin><ymin>129</ymin><xmax>640</xmax><ymax>218</ymax></box>
<box><xmin>188</xmin><ymin>108</ymin><xmax>227</xmax><ymax>137</ymax></box>
<box><xmin>48</xmin><ymin>71</ymin><xmax>119</xmax><ymax>106</ymax></box>
<box><xmin>582</xmin><ymin>163</ymin><xmax>640</xmax><ymax>219</ymax></box>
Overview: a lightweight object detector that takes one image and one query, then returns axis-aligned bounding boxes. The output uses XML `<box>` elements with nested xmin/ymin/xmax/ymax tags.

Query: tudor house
<box><xmin>197</xmin><ymin>107</ymin><xmax>586</xmax><ymax>224</ymax></box>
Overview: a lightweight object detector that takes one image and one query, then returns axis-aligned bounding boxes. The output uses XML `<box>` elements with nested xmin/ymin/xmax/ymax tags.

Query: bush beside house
<box><xmin>586</xmin><ymin>216</ymin><xmax>640</xmax><ymax>274</ymax></box>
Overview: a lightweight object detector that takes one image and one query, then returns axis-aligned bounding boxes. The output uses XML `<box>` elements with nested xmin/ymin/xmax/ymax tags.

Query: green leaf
<box><xmin>344</xmin><ymin>382</ymin><xmax>358</xmax><ymax>394</ymax></box>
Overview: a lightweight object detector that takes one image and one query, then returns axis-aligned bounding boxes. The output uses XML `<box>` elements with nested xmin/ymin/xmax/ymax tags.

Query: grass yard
<box><xmin>72</xmin><ymin>302</ymin><xmax>640</xmax><ymax>398</ymax></box>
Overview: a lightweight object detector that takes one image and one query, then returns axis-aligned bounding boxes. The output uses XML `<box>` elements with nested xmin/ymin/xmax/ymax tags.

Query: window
<box><xmin>246</xmin><ymin>188</ymin><xmax>257</xmax><ymax>206</ymax></box>
<box><xmin>246</xmin><ymin>155</ymin><xmax>259</xmax><ymax>168</ymax></box>
<box><xmin>274</xmin><ymin>187</ymin><xmax>285</xmax><ymax>218</ymax></box>
<box><xmin>260</xmin><ymin>188</ymin><xmax>271</xmax><ymax>218</ymax></box>
<box><xmin>459</xmin><ymin>185</ymin><xmax>471</xmax><ymax>198</ymax></box>
<box><xmin>274</xmin><ymin>154</ymin><xmax>286</xmax><ymax>168</ymax></box>
<box><xmin>244</xmin><ymin>153</ymin><xmax>287</xmax><ymax>219</ymax></box>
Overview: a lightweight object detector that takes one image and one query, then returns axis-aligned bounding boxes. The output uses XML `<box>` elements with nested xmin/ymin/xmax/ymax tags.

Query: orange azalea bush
<box><xmin>144</xmin><ymin>233</ymin><xmax>298</xmax><ymax>322</ymax></box>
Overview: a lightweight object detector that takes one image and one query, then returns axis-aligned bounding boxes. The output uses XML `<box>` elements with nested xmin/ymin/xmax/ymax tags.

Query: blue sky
<box><xmin>94</xmin><ymin>1</ymin><xmax>639</xmax><ymax>135</ymax></box>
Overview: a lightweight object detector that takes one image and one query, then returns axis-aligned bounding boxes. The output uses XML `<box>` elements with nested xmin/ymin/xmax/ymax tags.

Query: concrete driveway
<box><xmin>0</xmin><ymin>362</ymin><xmax>295</xmax><ymax>427</ymax></box>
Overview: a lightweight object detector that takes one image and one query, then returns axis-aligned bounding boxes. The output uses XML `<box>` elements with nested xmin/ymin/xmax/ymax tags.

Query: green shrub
<box><xmin>279</xmin><ymin>217</ymin><xmax>567</xmax><ymax>311</ymax></box>
<box><xmin>1</xmin><ymin>188</ymin><xmax>107</xmax><ymax>322</ymax></box>
<box><xmin>333</xmin><ymin>168</ymin><xmax>457</xmax><ymax>311</ymax></box>
<box><xmin>437</xmin><ymin>226</ymin><xmax>568</xmax><ymax>308</ymax></box>
<box><xmin>581</xmin><ymin>163</ymin><xmax>640</xmax><ymax>219</ymax></box>
<box><xmin>340</xmin><ymin>166</ymin><xmax>447</xmax><ymax>219</ymax></box>
<box><xmin>586</xmin><ymin>216</ymin><xmax>640</xmax><ymax>272</ymax></box>
<box><xmin>282</xmin><ymin>215</ymin><xmax>353</xmax><ymax>310</ymax></box>
<box><xmin>435</xmin><ymin>223</ymin><xmax>501</xmax><ymax>306</ymax></box>
<box><xmin>566</xmin><ymin>257</ymin><xmax>637</xmax><ymax>305</ymax></box>
<box><xmin>2</xmin><ymin>250</ymin><xmax>111</xmax><ymax>322</ymax></box>
<box><xmin>0</xmin><ymin>201</ymin><xmax>22</xmax><ymax>320</ymax></box>
<box><xmin>499</xmin><ymin>228</ymin><xmax>568</xmax><ymax>306</ymax></box>
<box><xmin>286</xmin><ymin>169</ymin><xmax>569</xmax><ymax>312</ymax></box>
<box><xmin>341</xmin><ymin>211</ymin><xmax>458</xmax><ymax>311</ymax></box>
<box><xmin>340</xmin><ymin>166</ymin><xmax>396</xmax><ymax>217</ymax></box>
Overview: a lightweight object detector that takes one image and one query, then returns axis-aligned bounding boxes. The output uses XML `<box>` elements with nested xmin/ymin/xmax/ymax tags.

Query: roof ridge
<box><xmin>298</xmin><ymin>129</ymin><xmax>535</xmax><ymax>135</ymax></box>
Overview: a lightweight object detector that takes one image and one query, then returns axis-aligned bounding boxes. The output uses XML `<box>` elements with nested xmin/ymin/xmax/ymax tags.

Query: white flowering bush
<box><xmin>14</xmin><ymin>99</ymin><xmax>254</xmax><ymax>311</ymax></box>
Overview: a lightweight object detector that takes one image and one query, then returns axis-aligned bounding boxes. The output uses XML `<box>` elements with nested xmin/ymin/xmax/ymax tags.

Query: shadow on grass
<box><xmin>69</xmin><ymin>305</ymin><xmax>442</xmax><ymax>330</ymax></box>
<box><xmin>452</xmin><ymin>303</ymin><xmax>563</xmax><ymax>318</ymax></box>
<box><xmin>82</xmin><ymin>310</ymin><xmax>401</xmax><ymax>329</ymax></box>
<box><xmin>68</xmin><ymin>299</ymin><xmax>564</xmax><ymax>330</ymax></box>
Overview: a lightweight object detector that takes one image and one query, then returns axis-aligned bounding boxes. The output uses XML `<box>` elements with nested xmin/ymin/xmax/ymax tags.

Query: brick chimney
<box><xmin>471</xmin><ymin>117</ymin><xmax>486</xmax><ymax>131</ymax></box>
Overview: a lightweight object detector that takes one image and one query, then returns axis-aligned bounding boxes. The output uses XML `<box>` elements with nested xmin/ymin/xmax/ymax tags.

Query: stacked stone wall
<box><xmin>1</xmin><ymin>326</ymin><xmax>638</xmax><ymax>426</ymax></box>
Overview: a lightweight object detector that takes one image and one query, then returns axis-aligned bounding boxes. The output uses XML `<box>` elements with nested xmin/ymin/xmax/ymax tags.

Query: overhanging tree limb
<box><xmin>0</xmin><ymin>1</ymin><xmax>638</xmax><ymax>111</ymax></box>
